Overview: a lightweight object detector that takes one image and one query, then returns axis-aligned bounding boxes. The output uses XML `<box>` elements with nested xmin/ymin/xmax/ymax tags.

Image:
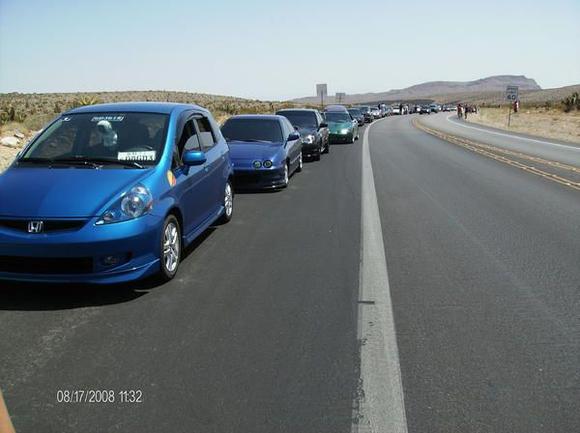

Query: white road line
<box><xmin>353</xmin><ymin>120</ymin><xmax>408</xmax><ymax>433</ymax></box>
<box><xmin>445</xmin><ymin>114</ymin><xmax>580</xmax><ymax>151</ymax></box>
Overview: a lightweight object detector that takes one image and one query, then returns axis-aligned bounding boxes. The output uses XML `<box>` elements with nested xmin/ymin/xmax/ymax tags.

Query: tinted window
<box><xmin>324</xmin><ymin>112</ymin><xmax>352</xmax><ymax>123</ymax></box>
<box><xmin>221</xmin><ymin>118</ymin><xmax>283</xmax><ymax>143</ymax></box>
<box><xmin>195</xmin><ymin>117</ymin><xmax>216</xmax><ymax>151</ymax></box>
<box><xmin>348</xmin><ymin>109</ymin><xmax>362</xmax><ymax>116</ymax></box>
<box><xmin>21</xmin><ymin>112</ymin><xmax>169</xmax><ymax>166</ymax></box>
<box><xmin>277</xmin><ymin>111</ymin><xmax>318</xmax><ymax>129</ymax></box>
<box><xmin>179</xmin><ymin>120</ymin><xmax>200</xmax><ymax>153</ymax></box>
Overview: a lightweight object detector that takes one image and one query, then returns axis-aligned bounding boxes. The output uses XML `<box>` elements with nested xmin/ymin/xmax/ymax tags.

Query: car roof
<box><xmin>276</xmin><ymin>108</ymin><xmax>319</xmax><ymax>113</ymax></box>
<box><xmin>226</xmin><ymin>114</ymin><xmax>284</xmax><ymax>121</ymax></box>
<box><xmin>324</xmin><ymin>105</ymin><xmax>349</xmax><ymax>112</ymax></box>
<box><xmin>64</xmin><ymin>102</ymin><xmax>207</xmax><ymax>115</ymax></box>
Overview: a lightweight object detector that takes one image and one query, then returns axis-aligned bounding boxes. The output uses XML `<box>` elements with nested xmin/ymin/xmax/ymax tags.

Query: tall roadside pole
<box><xmin>316</xmin><ymin>84</ymin><xmax>327</xmax><ymax>110</ymax></box>
<box><xmin>506</xmin><ymin>85</ymin><xmax>519</xmax><ymax>127</ymax></box>
<box><xmin>336</xmin><ymin>92</ymin><xmax>346</xmax><ymax>104</ymax></box>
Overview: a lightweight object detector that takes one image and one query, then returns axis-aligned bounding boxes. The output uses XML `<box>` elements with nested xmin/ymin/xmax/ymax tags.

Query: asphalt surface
<box><xmin>1</xmin><ymin>115</ymin><xmax>579</xmax><ymax>432</ymax></box>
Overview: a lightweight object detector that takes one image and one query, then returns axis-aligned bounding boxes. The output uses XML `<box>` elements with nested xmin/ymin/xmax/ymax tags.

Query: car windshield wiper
<box><xmin>53</xmin><ymin>157</ymin><xmax>145</xmax><ymax>169</ymax></box>
<box><xmin>17</xmin><ymin>157</ymin><xmax>100</xmax><ymax>168</ymax></box>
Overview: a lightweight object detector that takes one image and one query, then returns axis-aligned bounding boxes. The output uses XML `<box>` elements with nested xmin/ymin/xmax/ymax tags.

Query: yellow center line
<box><xmin>412</xmin><ymin>118</ymin><xmax>580</xmax><ymax>192</ymax></box>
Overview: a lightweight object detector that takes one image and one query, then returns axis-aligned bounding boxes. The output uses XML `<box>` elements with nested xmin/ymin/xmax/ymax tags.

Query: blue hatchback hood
<box><xmin>228</xmin><ymin>142</ymin><xmax>283</xmax><ymax>161</ymax></box>
<box><xmin>0</xmin><ymin>167</ymin><xmax>152</xmax><ymax>218</ymax></box>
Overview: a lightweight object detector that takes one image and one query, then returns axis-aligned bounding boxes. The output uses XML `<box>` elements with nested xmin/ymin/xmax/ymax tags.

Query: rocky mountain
<box><xmin>293</xmin><ymin>75</ymin><xmax>542</xmax><ymax>105</ymax></box>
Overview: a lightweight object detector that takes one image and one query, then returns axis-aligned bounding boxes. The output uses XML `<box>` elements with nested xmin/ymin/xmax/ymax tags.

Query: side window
<box><xmin>284</xmin><ymin>119</ymin><xmax>294</xmax><ymax>135</ymax></box>
<box><xmin>175</xmin><ymin>119</ymin><xmax>200</xmax><ymax>167</ymax></box>
<box><xmin>194</xmin><ymin>116</ymin><xmax>216</xmax><ymax>152</ymax></box>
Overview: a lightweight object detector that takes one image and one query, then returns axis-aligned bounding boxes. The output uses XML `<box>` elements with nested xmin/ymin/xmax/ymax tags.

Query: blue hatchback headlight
<box><xmin>96</xmin><ymin>184</ymin><xmax>153</xmax><ymax>225</ymax></box>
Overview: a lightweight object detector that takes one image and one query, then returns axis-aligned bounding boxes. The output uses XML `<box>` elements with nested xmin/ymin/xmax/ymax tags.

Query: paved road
<box><xmin>420</xmin><ymin>112</ymin><xmax>580</xmax><ymax>166</ymax></box>
<box><xmin>1</xmin><ymin>116</ymin><xmax>579</xmax><ymax>432</ymax></box>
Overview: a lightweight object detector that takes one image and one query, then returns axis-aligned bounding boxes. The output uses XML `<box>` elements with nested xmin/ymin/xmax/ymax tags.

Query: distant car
<box><xmin>429</xmin><ymin>103</ymin><xmax>440</xmax><ymax>113</ymax></box>
<box><xmin>347</xmin><ymin>108</ymin><xmax>365</xmax><ymax>126</ymax></box>
<box><xmin>357</xmin><ymin>106</ymin><xmax>374</xmax><ymax>123</ymax></box>
<box><xmin>277</xmin><ymin>109</ymin><xmax>329</xmax><ymax>160</ymax></box>
<box><xmin>0</xmin><ymin>102</ymin><xmax>234</xmax><ymax>284</ymax></box>
<box><xmin>221</xmin><ymin>115</ymin><xmax>302</xmax><ymax>190</ymax></box>
<box><xmin>370</xmin><ymin>107</ymin><xmax>382</xmax><ymax>119</ymax></box>
<box><xmin>391</xmin><ymin>106</ymin><xmax>401</xmax><ymax>115</ymax></box>
<box><xmin>419</xmin><ymin>105</ymin><xmax>431</xmax><ymax>114</ymax></box>
<box><xmin>324</xmin><ymin>111</ymin><xmax>359</xmax><ymax>143</ymax></box>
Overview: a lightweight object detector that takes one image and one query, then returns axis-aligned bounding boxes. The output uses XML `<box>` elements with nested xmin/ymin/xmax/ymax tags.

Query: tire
<box><xmin>282</xmin><ymin>162</ymin><xmax>289</xmax><ymax>187</ymax></box>
<box><xmin>296</xmin><ymin>154</ymin><xmax>303</xmax><ymax>173</ymax></box>
<box><xmin>350</xmin><ymin>134</ymin><xmax>355</xmax><ymax>144</ymax></box>
<box><xmin>217</xmin><ymin>180</ymin><xmax>234</xmax><ymax>224</ymax></box>
<box><xmin>314</xmin><ymin>152</ymin><xmax>321</xmax><ymax>161</ymax></box>
<box><xmin>158</xmin><ymin>215</ymin><xmax>181</xmax><ymax>282</ymax></box>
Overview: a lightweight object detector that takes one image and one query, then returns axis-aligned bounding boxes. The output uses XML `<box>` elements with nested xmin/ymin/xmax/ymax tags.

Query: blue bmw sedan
<box><xmin>220</xmin><ymin>115</ymin><xmax>302</xmax><ymax>189</ymax></box>
<box><xmin>0</xmin><ymin>102</ymin><xmax>234</xmax><ymax>284</ymax></box>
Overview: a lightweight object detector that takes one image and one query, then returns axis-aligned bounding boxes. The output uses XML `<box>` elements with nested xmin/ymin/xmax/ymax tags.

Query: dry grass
<box><xmin>467</xmin><ymin>107</ymin><xmax>580</xmax><ymax>144</ymax></box>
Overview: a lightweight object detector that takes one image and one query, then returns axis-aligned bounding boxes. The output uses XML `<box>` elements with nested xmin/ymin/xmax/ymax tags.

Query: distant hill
<box><xmin>293</xmin><ymin>75</ymin><xmax>542</xmax><ymax>105</ymax></box>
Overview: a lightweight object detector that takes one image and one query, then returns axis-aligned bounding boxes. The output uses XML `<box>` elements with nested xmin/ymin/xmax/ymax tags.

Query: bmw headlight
<box><xmin>96</xmin><ymin>184</ymin><xmax>153</xmax><ymax>225</ymax></box>
<box><xmin>340</xmin><ymin>128</ymin><xmax>350</xmax><ymax>134</ymax></box>
<box><xmin>252</xmin><ymin>160</ymin><xmax>262</xmax><ymax>169</ymax></box>
<box><xmin>301</xmin><ymin>134</ymin><xmax>315</xmax><ymax>144</ymax></box>
<box><xmin>263</xmin><ymin>160</ymin><xmax>273</xmax><ymax>168</ymax></box>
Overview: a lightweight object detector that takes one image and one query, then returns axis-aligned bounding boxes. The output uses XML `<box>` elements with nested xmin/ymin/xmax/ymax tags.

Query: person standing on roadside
<box><xmin>464</xmin><ymin>105</ymin><xmax>469</xmax><ymax>120</ymax></box>
<box><xmin>457</xmin><ymin>104</ymin><xmax>463</xmax><ymax>119</ymax></box>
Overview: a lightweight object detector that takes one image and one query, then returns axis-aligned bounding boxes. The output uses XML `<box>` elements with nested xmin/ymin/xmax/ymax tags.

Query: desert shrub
<box><xmin>562</xmin><ymin>92</ymin><xmax>579</xmax><ymax>112</ymax></box>
<box><xmin>23</xmin><ymin>113</ymin><xmax>54</xmax><ymax>131</ymax></box>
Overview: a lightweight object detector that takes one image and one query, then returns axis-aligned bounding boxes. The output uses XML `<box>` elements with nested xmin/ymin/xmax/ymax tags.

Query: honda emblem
<box><xmin>27</xmin><ymin>221</ymin><xmax>44</xmax><ymax>233</ymax></box>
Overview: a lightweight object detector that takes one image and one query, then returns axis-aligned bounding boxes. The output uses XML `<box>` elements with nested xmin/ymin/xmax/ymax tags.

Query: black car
<box><xmin>347</xmin><ymin>108</ymin><xmax>365</xmax><ymax>126</ymax></box>
<box><xmin>276</xmin><ymin>109</ymin><xmax>329</xmax><ymax>160</ymax></box>
<box><xmin>357</xmin><ymin>106</ymin><xmax>374</xmax><ymax>123</ymax></box>
<box><xmin>419</xmin><ymin>105</ymin><xmax>432</xmax><ymax>115</ymax></box>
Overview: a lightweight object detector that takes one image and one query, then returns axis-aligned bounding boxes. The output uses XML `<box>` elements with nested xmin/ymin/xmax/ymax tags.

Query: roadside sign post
<box><xmin>316</xmin><ymin>84</ymin><xmax>327</xmax><ymax>110</ymax></box>
<box><xmin>336</xmin><ymin>92</ymin><xmax>346</xmax><ymax>104</ymax></box>
<box><xmin>505</xmin><ymin>85</ymin><xmax>519</xmax><ymax>127</ymax></box>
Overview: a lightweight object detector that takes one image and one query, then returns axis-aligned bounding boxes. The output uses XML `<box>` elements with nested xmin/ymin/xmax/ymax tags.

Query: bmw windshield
<box><xmin>19</xmin><ymin>112</ymin><xmax>169</xmax><ymax>168</ymax></box>
<box><xmin>278</xmin><ymin>111</ymin><xmax>317</xmax><ymax>129</ymax></box>
<box><xmin>324</xmin><ymin>112</ymin><xmax>352</xmax><ymax>123</ymax></box>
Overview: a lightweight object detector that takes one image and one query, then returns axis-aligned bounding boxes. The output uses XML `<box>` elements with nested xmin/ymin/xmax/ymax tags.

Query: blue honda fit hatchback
<box><xmin>0</xmin><ymin>102</ymin><xmax>234</xmax><ymax>284</ymax></box>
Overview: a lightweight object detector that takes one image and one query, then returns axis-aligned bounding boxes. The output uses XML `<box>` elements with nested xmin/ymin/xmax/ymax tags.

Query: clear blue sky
<box><xmin>0</xmin><ymin>0</ymin><xmax>578</xmax><ymax>100</ymax></box>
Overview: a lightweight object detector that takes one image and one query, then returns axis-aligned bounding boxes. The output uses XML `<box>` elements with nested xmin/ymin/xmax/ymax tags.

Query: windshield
<box><xmin>278</xmin><ymin>111</ymin><xmax>317</xmax><ymax>129</ymax></box>
<box><xmin>19</xmin><ymin>112</ymin><xmax>169</xmax><ymax>167</ymax></box>
<box><xmin>324</xmin><ymin>112</ymin><xmax>351</xmax><ymax>123</ymax></box>
<box><xmin>348</xmin><ymin>109</ymin><xmax>362</xmax><ymax>116</ymax></box>
<box><xmin>221</xmin><ymin>118</ymin><xmax>283</xmax><ymax>143</ymax></box>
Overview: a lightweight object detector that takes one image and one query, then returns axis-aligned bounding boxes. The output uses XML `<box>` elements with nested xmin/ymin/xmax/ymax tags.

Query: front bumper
<box><xmin>233</xmin><ymin>167</ymin><xmax>286</xmax><ymax>190</ymax></box>
<box><xmin>329</xmin><ymin>132</ymin><xmax>353</xmax><ymax>143</ymax></box>
<box><xmin>0</xmin><ymin>214</ymin><xmax>163</xmax><ymax>284</ymax></box>
<box><xmin>301</xmin><ymin>142</ymin><xmax>321</xmax><ymax>157</ymax></box>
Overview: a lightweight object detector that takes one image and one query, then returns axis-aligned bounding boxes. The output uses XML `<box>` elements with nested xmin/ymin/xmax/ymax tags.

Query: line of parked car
<box><xmin>0</xmin><ymin>102</ymin><xmax>367</xmax><ymax>285</ymax></box>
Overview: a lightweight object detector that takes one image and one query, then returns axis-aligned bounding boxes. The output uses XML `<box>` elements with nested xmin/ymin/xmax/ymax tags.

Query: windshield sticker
<box><xmin>117</xmin><ymin>151</ymin><xmax>156</xmax><ymax>162</ymax></box>
<box><xmin>91</xmin><ymin>115</ymin><xmax>125</xmax><ymax>123</ymax></box>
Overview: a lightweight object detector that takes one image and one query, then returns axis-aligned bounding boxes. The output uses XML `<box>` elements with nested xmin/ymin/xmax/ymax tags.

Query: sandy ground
<box><xmin>467</xmin><ymin>107</ymin><xmax>580</xmax><ymax>144</ymax></box>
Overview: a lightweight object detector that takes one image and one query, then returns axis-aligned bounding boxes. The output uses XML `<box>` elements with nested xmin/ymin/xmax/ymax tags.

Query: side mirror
<box><xmin>288</xmin><ymin>132</ymin><xmax>300</xmax><ymax>141</ymax></box>
<box><xmin>182</xmin><ymin>150</ymin><xmax>206</xmax><ymax>166</ymax></box>
<box><xmin>319</xmin><ymin>122</ymin><xmax>328</xmax><ymax>128</ymax></box>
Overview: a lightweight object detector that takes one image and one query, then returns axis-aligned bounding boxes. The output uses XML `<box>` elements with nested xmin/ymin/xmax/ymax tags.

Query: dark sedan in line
<box><xmin>276</xmin><ymin>109</ymin><xmax>329</xmax><ymax>160</ymax></box>
<box><xmin>221</xmin><ymin>115</ymin><xmax>302</xmax><ymax>190</ymax></box>
<box><xmin>347</xmin><ymin>108</ymin><xmax>365</xmax><ymax>126</ymax></box>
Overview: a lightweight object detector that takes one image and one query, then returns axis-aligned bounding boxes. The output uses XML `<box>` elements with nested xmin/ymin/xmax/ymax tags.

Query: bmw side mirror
<box><xmin>182</xmin><ymin>150</ymin><xmax>206</xmax><ymax>166</ymax></box>
<box><xmin>319</xmin><ymin>122</ymin><xmax>328</xmax><ymax>128</ymax></box>
<box><xmin>288</xmin><ymin>132</ymin><xmax>300</xmax><ymax>141</ymax></box>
